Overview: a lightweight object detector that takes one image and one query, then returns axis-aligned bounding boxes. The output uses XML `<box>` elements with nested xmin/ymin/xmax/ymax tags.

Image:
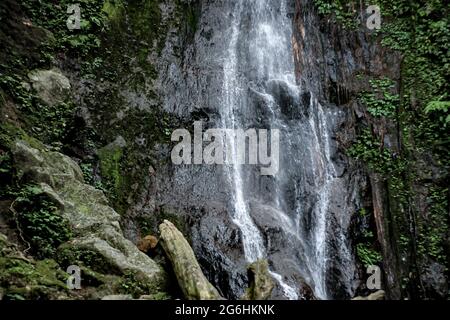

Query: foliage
<box><xmin>21</xmin><ymin>0</ymin><xmax>109</xmax><ymax>59</ymax></box>
<box><xmin>313</xmin><ymin>0</ymin><xmax>361</xmax><ymax>29</ymax></box>
<box><xmin>359</xmin><ymin>78</ymin><xmax>399</xmax><ymax>118</ymax></box>
<box><xmin>80</xmin><ymin>159</ymin><xmax>106</xmax><ymax>192</ymax></box>
<box><xmin>417</xmin><ymin>187</ymin><xmax>449</xmax><ymax>264</ymax></box>
<box><xmin>13</xmin><ymin>185</ymin><xmax>72</xmax><ymax>259</ymax></box>
<box><xmin>0</xmin><ymin>73</ymin><xmax>75</xmax><ymax>147</ymax></box>
<box><xmin>348</xmin><ymin>129</ymin><xmax>406</xmax><ymax>175</ymax></box>
<box><xmin>346</xmin><ymin>0</ymin><xmax>449</xmax><ymax>296</ymax></box>
<box><xmin>119</xmin><ymin>270</ymin><xmax>166</xmax><ymax>298</ymax></box>
<box><xmin>425</xmin><ymin>101</ymin><xmax>450</xmax><ymax>126</ymax></box>
<box><xmin>356</xmin><ymin>243</ymin><xmax>382</xmax><ymax>268</ymax></box>
<box><xmin>0</xmin><ymin>257</ymin><xmax>69</xmax><ymax>300</ymax></box>
<box><xmin>0</xmin><ymin>151</ymin><xmax>13</xmax><ymax>196</ymax></box>
<box><xmin>355</xmin><ymin>207</ymin><xmax>383</xmax><ymax>268</ymax></box>
<box><xmin>376</xmin><ymin>0</ymin><xmax>449</xmax><ymax>252</ymax></box>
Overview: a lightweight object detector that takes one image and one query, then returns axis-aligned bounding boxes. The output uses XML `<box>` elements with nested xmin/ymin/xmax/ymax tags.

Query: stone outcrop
<box><xmin>352</xmin><ymin>290</ymin><xmax>386</xmax><ymax>301</ymax></box>
<box><xmin>159</xmin><ymin>220</ymin><xmax>222</xmax><ymax>300</ymax></box>
<box><xmin>27</xmin><ymin>68</ymin><xmax>71</xmax><ymax>106</ymax></box>
<box><xmin>242</xmin><ymin>260</ymin><xmax>275</xmax><ymax>300</ymax></box>
<box><xmin>292</xmin><ymin>0</ymin><xmax>402</xmax><ymax>299</ymax></box>
<box><xmin>11</xmin><ymin>140</ymin><xmax>166</xmax><ymax>290</ymax></box>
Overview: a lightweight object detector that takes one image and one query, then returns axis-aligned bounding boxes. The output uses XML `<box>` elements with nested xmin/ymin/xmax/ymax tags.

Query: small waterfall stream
<box><xmin>221</xmin><ymin>0</ymin><xmax>297</xmax><ymax>299</ymax></box>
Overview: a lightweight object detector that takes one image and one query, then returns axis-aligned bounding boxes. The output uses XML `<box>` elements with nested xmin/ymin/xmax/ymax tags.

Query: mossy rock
<box><xmin>97</xmin><ymin>136</ymin><xmax>126</xmax><ymax>200</ymax></box>
<box><xmin>242</xmin><ymin>260</ymin><xmax>275</xmax><ymax>300</ymax></box>
<box><xmin>0</xmin><ymin>256</ymin><xmax>69</xmax><ymax>300</ymax></box>
<box><xmin>0</xmin><ymin>122</ymin><xmax>44</xmax><ymax>151</ymax></box>
<box><xmin>10</xmin><ymin>139</ymin><xmax>168</xmax><ymax>295</ymax></box>
<box><xmin>12</xmin><ymin>140</ymin><xmax>84</xmax><ymax>188</ymax></box>
<box><xmin>159</xmin><ymin>220</ymin><xmax>222</xmax><ymax>300</ymax></box>
<box><xmin>57</xmin><ymin>232</ymin><xmax>167</xmax><ymax>290</ymax></box>
<box><xmin>27</xmin><ymin>68</ymin><xmax>71</xmax><ymax>107</ymax></box>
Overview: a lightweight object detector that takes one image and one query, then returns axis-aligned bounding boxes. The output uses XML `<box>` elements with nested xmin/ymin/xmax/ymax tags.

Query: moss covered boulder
<box><xmin>0</xmin><ymin>231</ymin><xmax>69</xmax><ymax>300</ymax></box>
<box><xmin>11</xmin><ymin>140</ymin><xmax>167</xmax><ymax>292</ymax></box>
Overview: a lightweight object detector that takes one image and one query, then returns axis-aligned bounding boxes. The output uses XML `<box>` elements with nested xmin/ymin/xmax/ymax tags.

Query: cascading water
<box><xmin>221</xmin><ymin>0</ymin><xmax>298</xmax><ymax>299</ymax></box>
<box><xmin>217</xmin><ymin>0</ymin><xmax>354</xmax><ymax>300</ymax></box>
<box><xmin>158</xmin><ymin>0</ymin><xmax>359</xmax><ymax>300</ymax></box>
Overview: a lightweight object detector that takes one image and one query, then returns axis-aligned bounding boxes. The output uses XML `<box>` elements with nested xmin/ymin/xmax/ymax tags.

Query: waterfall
<box><xmin>217</xmin><ymin>0</ymin><xmax>354</xmax><ymax>300</ymax></box>
<box><xmin>160</xmin><ymin>0</ymin><xmax>358</xmax><ymax>300</ymax></box>
<box><xmin>220</xmin><ymin>0</ymin><xmax>298</xmax><ymax>299</ymax></box>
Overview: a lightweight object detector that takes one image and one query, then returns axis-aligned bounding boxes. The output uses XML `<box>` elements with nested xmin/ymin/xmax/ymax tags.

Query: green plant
<box><xmin>359</xmin><ymin>78</ymin><xmax>399</xmax><ymax>118</ymax></box>
<box><xmin>425</xmin><ymin>100</ymin><xmax>450</xmax><ymax>126</ymax></box>
<box><xmin>347</xmin><ymin>129</ymin><xmax>406</xmax><ymax>175</ymax></box>
<box><xmin>0</xmin><ymin>151</ymin><xmax>9</xmax><ymax>168</ymax></box>
<box><xmin>416</xmin><ymin>187</ymin><xmax>448</xmax><ymax>264</ymax></box>
<box><xmin>21</xmin><ymin>0</ymin><xmax>109</xmax><ymax>59</ymax></box>
<box><xmin>347</xmin><ymin>0</ymin><xmax>449</xmax><ymax>298</ymax></box>
<box><xmin>13</xmin><ymin>185</ymin><xmax>72</xmax><ymax>259</ymax></box>
<box><xmin>356</xmin><ymin>243</ymin><xmax>382</xmax><ymax>267</ymax></box>
<box><xmin>358</xmin><ymin>208</ymin><xmax>369</xmax><ymax>217</ymax></box>
<box><xmin>314</xmin><ymin>0</ymin><xmax>360</xmax><ymax>29</ymax></box>
<box><xmin>119</xmin><ymin>270</ymin><xmax>163</xmax><ymax>298</ymax></box>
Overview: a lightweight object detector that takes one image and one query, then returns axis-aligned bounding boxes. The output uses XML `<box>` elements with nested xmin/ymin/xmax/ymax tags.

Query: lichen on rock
<box><xmin>159</xmin><ymin>220</ymin><xmax>222</xmax><ymax>300</ymax></box>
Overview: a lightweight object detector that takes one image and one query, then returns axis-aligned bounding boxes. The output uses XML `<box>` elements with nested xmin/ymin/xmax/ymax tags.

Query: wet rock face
<box><xmin>292</xmin><ymin>0</ymin><xmax>405</xmax><ymax>299</ymax></box>
<box><xmin>420</xmin><ymin>262</ymin><xmax>448</xmax><ymax>299</ymax></box>
<box><xmin>189</xmin><ymin>205</ymin><xmax>248</xmax><ymax>299</ymax></box>
<box><xmin>292</xmin><ymin>0</ymin><xmax>401</xmax><ymax>98</ymax></box>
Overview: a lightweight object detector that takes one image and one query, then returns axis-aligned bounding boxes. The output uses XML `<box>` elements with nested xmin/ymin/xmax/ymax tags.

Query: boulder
<box><xmin>13</xmin><ymin>140</ymin><xmax>84</xmax><ymax>188</ymax></box>
<box><xmin>352</xmin><ymin>290</ymin><xmax>385</xmax><ymax>300</ymax></box>
<box><xmin>159</xmin><ymin>220</ymin><xmax>222</xmax><ymax>300</ymax></box>
<box><xmin>58</xmin><ymin>231</ymin><xmax>164</xmax><ymax>288</ymax></box>
<box><xmin>27</xmin><ymin>68</ymin><xmax>71</xmax><ymax>106</ymax></box>
<box><xmin>242</xmin><ymin>260</ymin><xmax>275</xmax><ymax>300</ymax></box>
<box><xmin>11</xmin><ymin>140</ymin><xmax>166</xmax><ymax>291</ymax></box>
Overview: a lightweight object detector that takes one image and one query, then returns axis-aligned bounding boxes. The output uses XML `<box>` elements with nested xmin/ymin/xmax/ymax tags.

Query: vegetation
<box><xmin>119</xmin><ymin>270</ymin><xmax>169</xmax><ymax>299</ymax></box>
<box><xmin>12</xmin><ymin>185</ymin><xmax>73</xmax><ymax>259</ymax></box>
<box><xmin>314</xmin><ymin>0</ymin><xmax>362</xmax><ymax>29</ymax></box>
<box><xmin>356</xmin><ymin>242</ymin><xmax>383</xmax><ymax>268</ymax></box>
<box><xmin>314</xmin><ymin>0</ymin><xmax>449</xmax><ymax>297</ymax></box>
